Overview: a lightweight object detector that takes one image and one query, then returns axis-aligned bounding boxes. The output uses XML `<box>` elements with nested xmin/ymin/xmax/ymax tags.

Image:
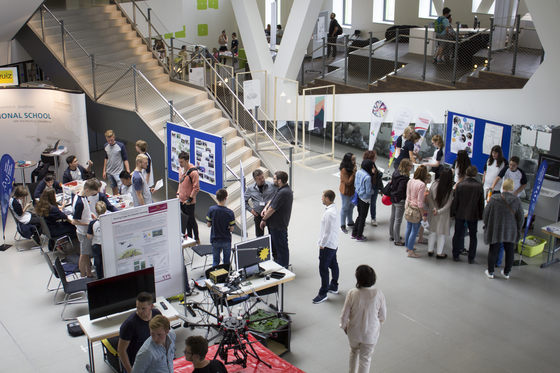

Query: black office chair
<box><xmin>54</xmin><ymin>257</ymin><xmax>93</xmax><ymax>321</ymax></box>
<box><xmin>26</xmin><ymin>182</ymin><xmax>39</xmax><ymax>204</ymax></box>
<box><xmin>9</xmin><ymin>209</ymin><xmax>42</xmax><ymax>252</ymax></box>
<box><xmin>38</xmin><ymin>216</ymin><xmax>75</xmax><ymax>253</ymax></box>
<box><xmin>41</xmin><ymin>247</ymin><xmax>79</xmax><ymax>303</ymax></box>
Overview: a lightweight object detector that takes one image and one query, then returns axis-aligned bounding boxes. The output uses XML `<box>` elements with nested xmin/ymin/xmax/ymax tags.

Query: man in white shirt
<box><xmin>313</xmin><ymin>190</ymin><xmax>340</xmax><ymax>304</ymax></box>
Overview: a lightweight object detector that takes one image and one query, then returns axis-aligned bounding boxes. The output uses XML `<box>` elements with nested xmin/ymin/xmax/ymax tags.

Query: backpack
<box><xmin>434</xmin><ymin>16</ymin><xmax>446</xmax><ymax>33</ymax></box>
<box><xmin>180</xmin><ymin>167</ymin><xmax>199</xmax><ymax>185</ymax></box>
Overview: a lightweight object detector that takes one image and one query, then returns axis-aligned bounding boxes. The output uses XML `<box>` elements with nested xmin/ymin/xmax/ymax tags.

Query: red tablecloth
<box><xmin>174</xmin><ymin>334</ymin><xmax>304</xmax><ymax>373</ymax></box>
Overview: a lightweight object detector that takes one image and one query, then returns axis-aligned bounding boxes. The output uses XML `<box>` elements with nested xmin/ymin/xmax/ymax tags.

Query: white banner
<box><xmin>369</xmin><ymin>100</ymin><xmax>387</xmax><ymax>150</ymax></box>
<box><xmin>243</xmin><ymin>78</ymin><xmax>262</xmax><ymax>109</ymax></box>
<box><xmin>0</xmin><ymin>89</ymin><xmax>89</xmax><ymax>183</ymax></box>
<box><xmin>414</xmin><ymin>110</ymin><xmax>433</xmax><ymax>153</ymax></box>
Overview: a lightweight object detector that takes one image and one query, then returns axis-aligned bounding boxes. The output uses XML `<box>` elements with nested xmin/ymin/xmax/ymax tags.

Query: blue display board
<box><xmin>444</xmin><ymin>111</ymin><xmax>512</xmax><ymax>174</ymax></box>
<box><xmin>167</xmin><ymin>122</ymin><xmax>224</xmax><ymax>195</ymax></box>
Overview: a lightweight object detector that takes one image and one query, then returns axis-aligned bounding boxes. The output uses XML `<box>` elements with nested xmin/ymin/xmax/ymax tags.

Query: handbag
<box><xmin>404</xmin><ymin>182</ymin><xmax>422</xmax><ymax>223</ymax></box>
<box><xmin>351</xmin><ymin>191</ymin><xmax>359</xmax><ymax>206</ymax></box>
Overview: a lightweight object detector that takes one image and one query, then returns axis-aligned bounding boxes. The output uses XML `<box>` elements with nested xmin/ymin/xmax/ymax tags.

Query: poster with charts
<box><xmin>450</xmin><ymin>114</ymin><xmax>475</xmax><ymax>157</ymax></box>
<box><xmin>195</xmin><ymin>137</ymin><xmax>216</xmax><ymax>185</ymax></box>
<box><xmin>482</xmin><ymin>122</ymin><xmax>503</xmax><ymax>154</ymax></box>
<box><xmin>170</xmin><ymin>131</ymin><xmax>190</xmax><ymax>173</ymax></box>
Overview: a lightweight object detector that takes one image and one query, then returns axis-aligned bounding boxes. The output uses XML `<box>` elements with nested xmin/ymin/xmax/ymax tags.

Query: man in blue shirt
<box><xmin>102</xmin><ymin>130</ymin><xmax>130</xmax><ymax>195</ymax></box>
<box><xmin>206</xmin><ymin>189</ymin><xmax>235</xmax><ymax>267</ymax></box>
<box><xmin>434</xmin><ymin>7</ymin><xmax>452</xmax><ymax>64</ymax></box>
<box><xmin>131</xmin><ymin>315</ymin><xmax>175</xmax><ymax>373</ymax></box>
<box><xmin>34</xmin><ymin>174</ymin><xmax>62</xmax><ymax>199</ymax></box>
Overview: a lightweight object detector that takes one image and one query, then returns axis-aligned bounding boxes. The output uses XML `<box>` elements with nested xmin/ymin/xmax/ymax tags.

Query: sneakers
<box><xmin>371</xmin><ymin>219</ymin><xmax>378</xmax><ymax>226</ymax></box>
<box><xmin>328</xmin><ymin>284</ymin><xmax>339</xmax><ymax>294</ymax></box>
<box><xmin>341</xmin><ymin>226</ymin><xmax>348</xmax><ymax>234</ymax></box>
<box><xmin>356</xmin><ymin>236</ymin><xmax>368</xmax><ymax>242</ymax></box>
<box><xmin>312</xmin><ymin>294</ymin><xmax>328</xmax><ymax>304</ymax></box>
<box><xmin>501</xmin><ymin>270</ymin><xmax>510</xmax><ymax>279</ymax></box>
<box><xmin>350</xmin><ymin>235</ymin><xmax>357</xmax><ymax>239</ymax></box>
<box><xmin>485</xmin><ymin>270</ymin><xmax>494</xmax><ymax>279</ymax></box>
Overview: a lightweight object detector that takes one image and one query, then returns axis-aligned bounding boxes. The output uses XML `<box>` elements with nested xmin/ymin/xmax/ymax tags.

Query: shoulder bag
<box><xmin>404</xmin><ymin>181</ymin><xmax>422</xmax><ymax>223</ymax></box>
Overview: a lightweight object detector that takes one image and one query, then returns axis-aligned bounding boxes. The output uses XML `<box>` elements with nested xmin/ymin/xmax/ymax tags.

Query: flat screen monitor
<box><xmin>87</xmin><ymin>267</ymin><xmax>156</xmax><ymax>320</ymax></box>
<box><xmin>539</xmin><ymin>153</ymin><xmax>560</xmax><ymax>181</ymax></box>
<box><xmin>237</xmin><ymin>246</ymin><xmax>270</xmax><ymax>270</ymax></box>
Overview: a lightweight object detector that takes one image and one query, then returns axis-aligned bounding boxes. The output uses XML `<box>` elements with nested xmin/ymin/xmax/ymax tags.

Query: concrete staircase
<box><xmin>30</xmin><ymin>4</ymin><xmax>271</xmax><ymax>228</ymax></box>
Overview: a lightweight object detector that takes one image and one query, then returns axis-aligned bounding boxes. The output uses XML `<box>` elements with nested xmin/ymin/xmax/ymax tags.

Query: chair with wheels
<box><xmin>9</xmin><ymin>208</ymin><xmax>42</xmax><ymax>252</ymax></box>
<box><xmin>54</xmin><ymin>257</ymin><xmax>93</xmax><ymax>321</ymax></box>
<box><xmin>38</xmin><ymin>216</ymin><xmax>75</xmax><ymax>253</ymax></box>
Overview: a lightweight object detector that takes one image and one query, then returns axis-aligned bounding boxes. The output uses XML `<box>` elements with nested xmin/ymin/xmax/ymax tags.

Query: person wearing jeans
<box><xmin>363</xmin><ymin>150</ymin><xmax>381</xmax><ymax>226</ymax></box>
<box><xmin>339</xmin><ymin>153</ymin><xmax>357</xmax><ymax>233</ymax></box>
<box><xmin>206</xmin><ymin>189</ymin><xmax>235</xmax><ymax>268</ymax></box>
<box><xmin>352</xmin><ymin>160</ymin><xmax>374</xmax><ymax>242</ymax></box>
<box><xmin>389</xmin><ymin>159</ymin><xmax>412</xmax><ymax>245</ymax></box>
<box><xmin>404</xmin><ymin>165</ymin><xmax>428</xmax><ymax>258</ymax></box>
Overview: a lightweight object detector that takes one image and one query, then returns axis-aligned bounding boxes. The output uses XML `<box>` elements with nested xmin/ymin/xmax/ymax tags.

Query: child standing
<box><xmin>87</xmin><ymin>201</ymin><xmax>107</xmax><ymax>279</ymax></box>
<box><xmin>206</xmin><ymin>189</ymin><xmax>235</xmax><ymax>267</ymax></box>
<box><xmin>72</xmin><ymin>179</ymin><xmax>100</xmax><ymax>277</ymax></box>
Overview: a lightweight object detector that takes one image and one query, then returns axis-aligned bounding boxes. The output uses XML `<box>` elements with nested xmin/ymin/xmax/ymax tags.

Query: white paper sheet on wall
<box><xmin>520</xmin><ymin>128</ymin><xmax>537</xmax><ymax>146</ymax></box>
<box><xmin>537</xmin><ymin>132</ymin><xmax>552</xmax><ymax>151</ymax></box>
<box><xmin>482</xmin><ymin>123</ymin><xmax>503</xmax><ymax>154</ymax></box>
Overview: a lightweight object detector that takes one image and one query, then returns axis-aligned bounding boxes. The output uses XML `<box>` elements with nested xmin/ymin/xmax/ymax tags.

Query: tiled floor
<box><xmin>1</xmin><ymin>153</ymin><xmax>560</xmax><ymax>373</ymax></box>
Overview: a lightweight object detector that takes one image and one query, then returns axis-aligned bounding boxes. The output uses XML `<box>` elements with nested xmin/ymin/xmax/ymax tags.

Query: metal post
<box><xmin>254</xmin><ymin>107</ymin><xmax>259</xmax><ymax>151</ymax></box>
<box><xmin>487</xmin><ymin>18</ymin><xmax>494</xmax><ymax>71</ymax></box>
<box><xmin>133</xmin><ymin>65</ymin><xmax>138</xmax><ymax>112</ymax></box>
<box><xmin>40</xmin><ymin>7</ymin><xmax>45</xmax><ymax>42</ymax></box>
<box><xmin>169</xmin><ymin>100</ymin><xmax>173</xmax><ymax>122</ymax></box>
<box><xmin>368</xmin><ymin>31</ymin><xmax>372</xmax><ymax>83</ymax></box>
<box><xmin>344</xmin><ymin>35</ymin><xmax>349</xmax><ymax>84</ymax></box>
<box><xmin>422</xmin><ymin>26</ymin><xmax>428</xmax><ymax>81</ymax></box>
<box><xmin>452</xmin><ymin>22</ymin><xmax>460</xmax><ymax>85</ymax></box>
<box><xmin>132</xmin><ymin>0</ymin><xmax>137</xmax><ymax>27</ymax></box>
<box><xmin>322</xmin><ymin>37</ymin><xmax>326</xmax><ymax>78</ymax></box>
<box><xmin>511</xmin><ymin>14</ymin><xmax>521</xmax><ymax>75</ymax></box>
<box><xmin>288</xmin><ymin>147</ymin><xmax>293</xmax><ymax>191</ymax></box>
<box><xmin>61</xmin><ymin>20</ymin><xmax>66</xmax><ymax>67</ymax></box>
<box><xmin>301</xmin><ymin>59</ymin><xmax>304</xmax><ymax>87</ymax></box>
<box><xmin>170</xmin><ymin>37</ymin><xmax>174</xmax><ymax>78</ymax></box>
<box><xmin>394</xmin><ymin>28</ymin><xmax>399</xmax><ymax>75</ymax></box>
<box><xmin>147</xmin><ymin>8</ymin><xmax>152</xmax><ymax>45</ymax></box>
<box><xmin>163</xmin><ymin>121</ymin><xmax>168</xmax><ymax>201</ymax></box>
<box><xmin>91</xmin><ymin>54</ymin><xmax>97</xmax><ymax>101</ymax></box>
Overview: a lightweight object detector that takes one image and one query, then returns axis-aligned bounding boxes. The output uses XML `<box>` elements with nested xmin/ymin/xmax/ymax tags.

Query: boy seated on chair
<box><xmin>206</xmin><ymin>189</ymin><xmax>235</xmax><ymax>267</ymax></box>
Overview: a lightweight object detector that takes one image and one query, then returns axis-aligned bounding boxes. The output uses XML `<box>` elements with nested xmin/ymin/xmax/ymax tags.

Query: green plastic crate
<box><xmin>518</xmin><ymin>236</ymin><xmax>546</xmax><ymax>257</ymax></box>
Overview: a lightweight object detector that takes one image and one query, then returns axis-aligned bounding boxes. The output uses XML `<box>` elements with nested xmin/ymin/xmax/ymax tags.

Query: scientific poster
<box><xmin>317</xmin><ymin>17</ymin><xmax>326</xmax><ymax>39</ymax></box>
<box><xmin>450</xmin><ymin>114</ymin><xmax>475</xmax><ymax>157</ymax></box>
<box><xmin>369</xmin><ymin>100</ymin><xmax>387</xmax><ymax>150</ymax></box>
<box><xmin>483</xmin><ymin>123</ymin><xmax>503</xmax><ymax>154</ymax></box>
<box><xmin>414</xmin><ymin>111</ymin><xmax>433</xmax><ymax>153</ymax></box>
<box><xmin>195</xmin><ymin>138</ymin><xmax>216</xmax><ymax>185</ymax></box>
<box><xmin>113</xmin><ymin>204</ymin><xmax>171</xmax><ymax>283</ymax></box>
<box><xmin>309</xmin><ymin>96</ymin><xmax>326</xmax><ymax>130</ymax></box>
<box><xmin>170</xmin><ymin>131</ymin><xmax>190</xmax><ymax>173</ymax></box>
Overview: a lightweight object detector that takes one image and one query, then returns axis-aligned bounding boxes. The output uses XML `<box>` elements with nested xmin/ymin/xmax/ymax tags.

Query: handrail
<box><xmin>41</xmin><ymin>5</ymin><xmax>92</xmax><ymax>61</ymax></box>
<box><xmin>96</xmin><ymin>65</ymin><xmax>134</xmax><ymax>100</ymax></box>
<box><xmin>203</xmin><ymin>58</ymin><xmax>291</xmax><ymax>164</ymax></box>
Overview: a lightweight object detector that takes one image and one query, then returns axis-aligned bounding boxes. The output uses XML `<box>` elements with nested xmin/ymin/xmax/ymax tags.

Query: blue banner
<box><xmin>1</xmin><ymin>154</ymin><xmax>16</xmax><ymax>239</ymax></box>
<box><xmin>521</xmin><ymin>160</ymin><xmax>547</xmax><ymax>253</ymax></box>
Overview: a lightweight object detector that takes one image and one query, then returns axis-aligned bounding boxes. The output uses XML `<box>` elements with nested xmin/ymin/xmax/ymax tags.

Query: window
<box><xmin>383</xmin><ymin>0</ymin><xmax>395</xmax><ymax>23</ymax></box>
<box><xmin>472</xmin><ymin>0</ymin><xmax>495</xmax><ymax>15</ymax></box>
<box><xmin>418</xmin><ymin>0</ymin><xmax>439</xmax><ymax>19</ymax></box>
<box><xmin>373</xmin><ymin>0</ymin><xmax>394</xmax><ymax>24</ymax></box>
<box><xmin>342</xmin><ymin>0</ymin><xmax>352</xmax><ymax>26</ymax></box>
<box><xmin>429</xmin><ymin>1</ymin><xmax>438</xmax><ymax>18</ymax></box>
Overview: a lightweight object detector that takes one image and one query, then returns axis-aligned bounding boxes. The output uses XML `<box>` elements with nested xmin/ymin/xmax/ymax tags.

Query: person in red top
<box><xmin>177</xmin><ymin>152</ymin><xmax>200</xmax><ymax>244</ymax></box>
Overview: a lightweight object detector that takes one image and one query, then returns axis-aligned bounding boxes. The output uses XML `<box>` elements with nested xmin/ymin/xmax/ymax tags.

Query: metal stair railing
<box><xmin>27</xmin><ymin>4</ymin><xmax>193</xmax><ymax>132</ymax></box>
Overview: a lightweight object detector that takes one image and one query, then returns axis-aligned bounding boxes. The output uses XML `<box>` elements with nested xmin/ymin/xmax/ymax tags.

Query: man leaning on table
<box><xmin>118</xmin><ymin>292</ymin><xmax>162</xmax><ymax>373</ymax></box>
<box><xmin>131</xmin><ymin>315</ymin><xmax>176</xmax><ymax>373</ymax></box>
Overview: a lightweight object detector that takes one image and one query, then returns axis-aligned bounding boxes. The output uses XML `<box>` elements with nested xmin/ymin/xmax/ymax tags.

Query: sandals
<box><xmin>394</xmin><ymin>241</ymin><xmax>405</xmax><ymax>246</ymax></box>
<box><xmin>406</xmin><ymin>247</ymin><xmax>418</xmax><ymax>252</ymax></box>
<box><xmin>407</xmin><ymin>252</ymin><xmax>421</xmax><ymax>258</ymax></box>
<box><xmin>418</xmin><ymin>239</ymin><xmax>428</xmax><ymax>244</ymax></box>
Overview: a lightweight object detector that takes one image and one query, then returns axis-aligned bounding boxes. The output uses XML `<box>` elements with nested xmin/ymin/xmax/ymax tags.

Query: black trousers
<box><xmin>488</xmin><ymin>242</ymin><xmax>515</xmax><ymax>275</ymax></box>
<box><xmin>181</xmin><ymin>203</ymin><xmax>199</xmax><ymax>241</ymax></box>
<box><xmin>352</xmin><ymin>199</ymin><xmax>370</xmax><ymax>238</ymax></box>
<box><xmin>327</xmin><ymin>36</ymin><xmax>338</xmax><ymax>57</ymax></box>
<box><xmin>254</xmin><ymin>215</ymin><xmax>265</xmax><ymax>237</ymax></box>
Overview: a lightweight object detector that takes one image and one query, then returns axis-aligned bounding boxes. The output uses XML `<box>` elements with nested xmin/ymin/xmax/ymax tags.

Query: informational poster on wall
<box><xmin>100</xmin><ymin>200</ymin><xmax>184</xmax><ymax>298</ymax></box>
<box><xmin>195</xmin><ymin>138</ymin><xmax>216</xmax><ymax>185</ymax></box>
<box><xmin>316</xmin><ymin>17</ymin><xmax>326</xmax><ymax>39</ymax></box>
<box><xmin>450</xmin><ymin>114</ymin><xmax>475</xmax><ymax>157</ymax></box>
<box><xmin>0</xmin><ymin>89</ymin><xmax>89</xmax><ymax>184</ymax></box>
<box><xmin>482</xmin><ymin>123</ymin><xmax>503</xmax><ymax>154</ymax></box>
<box><xmin>170</xmin><ymin>131</ymin><xmax>190</xmax><ymax>173</ymax></box>
<box><xmin>309</xmin><ymin>96</ymin><xmax>326</xmax><ymax>130</ymax></box>
<box><xmin>166</xmin><ymin>122</ymin><xmax>224</xmax><ymax>195</ymax></box>
<box><xmin>369</xmin><ymin>100</ymin><xmax>387</xmax><ymax>150</ymax></box>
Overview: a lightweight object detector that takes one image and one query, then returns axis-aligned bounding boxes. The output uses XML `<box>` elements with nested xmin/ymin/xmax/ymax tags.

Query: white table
<box><xmin>541</xmin><ymin>221</ymin><xmax>560</xmax><ymax>268</ymax></box>
<box><xmin>77</xmin><ymin>296</ymin><xmax>179</xmax><ymax>373</ymax></box>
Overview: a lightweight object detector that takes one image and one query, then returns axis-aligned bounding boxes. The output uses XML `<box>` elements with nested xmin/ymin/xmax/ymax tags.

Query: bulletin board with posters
<box><xmin>166</xmin><ymin>122</ymin><xmax>225</xmax><ymax>195</ymax></box>
<box><xmin>444</xmin><ymin>111</ymin><xmax>512</xmax><ymax>173</ymax></box>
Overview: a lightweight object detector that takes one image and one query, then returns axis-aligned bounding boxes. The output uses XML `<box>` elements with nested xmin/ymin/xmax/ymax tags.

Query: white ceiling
<box><xmin>0</xmin><ymin>0</ymin><xmax>45</xmax><ymax>41</ymax></box>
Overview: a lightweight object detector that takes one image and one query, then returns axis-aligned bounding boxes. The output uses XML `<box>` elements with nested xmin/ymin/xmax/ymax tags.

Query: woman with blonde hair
<box><xmin>394</xmin><ymin>132</ymin><xmax>422</xmax><ymax>170</ymax></box>
<box><xmin>404</xmin><ymin>165</ymin><xmax>428</xmax><ymax>257</ymax></box>
<box><xmin>483</xmin><ymin>179</ymin><xmax>524</xmax><ymax>279</ymax></box>
<box><xmin>423</xmin><ymin>134</ymin><xmax>445</xmax><ymax>180</ymax></box>
<box><xmin>389</xmin><ymin>159</ymin><xmax>413</xmax><ymax>246</ymax></box>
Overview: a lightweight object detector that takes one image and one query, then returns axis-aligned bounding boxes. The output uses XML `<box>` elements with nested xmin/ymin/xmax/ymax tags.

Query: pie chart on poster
<box><xmin>372</xmin><ymin>100</ymin><xmax>387</xmax><ymax>118</ymax></box>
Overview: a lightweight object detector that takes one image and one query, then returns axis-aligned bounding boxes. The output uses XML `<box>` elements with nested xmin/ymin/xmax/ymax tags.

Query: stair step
<box><xmin>52</xmin><ymin>5</ymin><xmax>118</xmax><ymax>18</ymax></box>
<box><xmin>186</xmin><ymin>109</ymin><xmax>223</xmax><ymax>128</ymax></box>
<box><xmin>65</xmin><ymin>38</ymin><xmax>142</xmax><ymax>55</ymax></box>
<box><xmin>215</xmin><ymin>126</ymin><xmax>237</xmax><ymax>141</ymax></box>
<box><xmin>226</xmin><ymin>147</ymin><xmax>254</xmax><ymax>168</ymax></box>
<box><xmin>225</xmin><ymin>136</ymin><xmax>244</xmax><ymax>153</ymax></box>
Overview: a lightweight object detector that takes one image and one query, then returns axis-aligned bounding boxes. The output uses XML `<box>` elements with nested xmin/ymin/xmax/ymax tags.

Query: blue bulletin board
<box><xmin>444</xmin><ymin>111</ymin><xmax>512</xmax><ymax>174</ymax></box>
<box><xmin>167</xmin><ymin>122</ymin><xmax>224</xmax><ymax>195</ymax></box>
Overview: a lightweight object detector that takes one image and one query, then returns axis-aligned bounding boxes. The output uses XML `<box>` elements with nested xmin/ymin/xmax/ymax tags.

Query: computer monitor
<box><xmin>539</xmin><ymin>153</ymin><xmax>560</xmax><ymax>182</ymax></box>
<box><xmin>234</xmin><ymin>235</ymin><xmax>272</xmax><ymax>270</ymax></box>
<box><xmin>87</xmin><ymin>267</ymin><xmax>156</xmax><ymax>320</ymax></box>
